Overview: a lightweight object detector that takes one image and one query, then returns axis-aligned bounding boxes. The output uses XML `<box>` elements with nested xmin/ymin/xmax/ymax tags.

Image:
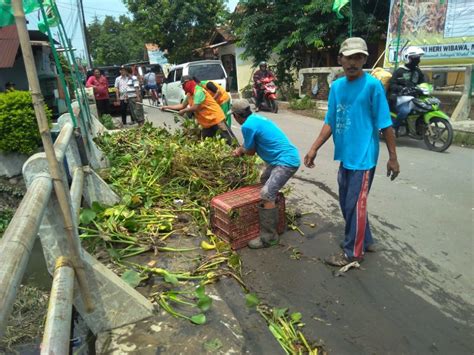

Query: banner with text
<box><xmin>384</xmin><ymin>0</ymin><xmax>474</xmax><ymax>67</ymax></box>
<box><xmin>145</xmin><ymin>43</ymin><xmax>168</xmax><ymax>65</ymax></box>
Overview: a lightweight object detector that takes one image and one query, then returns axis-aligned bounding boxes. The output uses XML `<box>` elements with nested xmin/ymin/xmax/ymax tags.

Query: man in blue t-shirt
<box><xmin>232</xmin><ymin>99</ymin><xmax>300</xmax><ymax>249</ymax></box>
<box><xmin>304</xmin><ymin>37</ymin><xmax>400</xmax><ymax>267</ymax></box>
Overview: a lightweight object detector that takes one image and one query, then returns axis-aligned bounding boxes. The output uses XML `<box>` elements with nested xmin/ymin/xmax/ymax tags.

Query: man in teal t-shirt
<box><xmin>304</xmin><ymin>37</ymin><xmax>400</xmax><ymax>267</ymax></box>
<box><xmin>232</xmin><ymin>99</ymin><xmax>300</xmax><ymax>249</ymax></box>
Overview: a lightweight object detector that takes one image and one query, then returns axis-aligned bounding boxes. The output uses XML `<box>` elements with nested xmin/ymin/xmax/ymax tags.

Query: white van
<box><xmin>161</xmin><ymin>60</ymin><xmax>227</xmax><ymax>105</ymax></box>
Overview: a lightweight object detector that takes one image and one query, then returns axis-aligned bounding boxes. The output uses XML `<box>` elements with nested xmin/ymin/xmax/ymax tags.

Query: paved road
<box><xmin>144</xmin><ymin>106</ymin><xmax>473</xmax><ymax>354</ymax></box>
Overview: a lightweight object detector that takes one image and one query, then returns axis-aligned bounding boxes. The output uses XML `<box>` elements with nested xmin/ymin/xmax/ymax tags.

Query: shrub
<box><xmin>288</xmin><ymin>96</ymin><xmax>316</xmax><ymax>110</ymax></box>
<box><xmin>0</xmin><ymin>91</ymin><xmax>52</xmax><ymax>155</ymax></box>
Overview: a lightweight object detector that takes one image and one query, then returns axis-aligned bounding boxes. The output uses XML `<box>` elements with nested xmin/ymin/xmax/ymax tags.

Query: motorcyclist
<box><xmin>253</xmin><ymin>61</ymin><xmax>276</xmax><ymax>112</ymax></box>
<box><xmin>388</xmin><ymin>46</ymin><xmax>425</xmax><ymax>127</ymax></box>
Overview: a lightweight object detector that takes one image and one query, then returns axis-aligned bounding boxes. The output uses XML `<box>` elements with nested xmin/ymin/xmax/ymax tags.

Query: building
<box><xmin>0</xmin><ymin>25</ymin><xmax>65</xmax><ymax>117</ymax></box>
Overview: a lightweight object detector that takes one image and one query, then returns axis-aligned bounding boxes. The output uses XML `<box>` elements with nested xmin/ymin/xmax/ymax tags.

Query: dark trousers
<box><xmin>255</xmin><ymin>88</ymin><xmax>264</xmax><ymax>109</ymax></box>
<box><xmin>96</xmin><ymin>99</ymin><xmax>109</xmax><ymax>118</ymax></box>
<box><xmin>120</xmin><ymin>100</ymin><xmax>129</xmax><ymax>125</ymax></box>
<box><xmin>201</xmin><ymin>124</ymin><xmax>233</xmax><ymax>145</ymax></box>
<box><xmin>338</xmin><ymin>164</ymin><xmax>376</xmax><ymax>259</ymax></box>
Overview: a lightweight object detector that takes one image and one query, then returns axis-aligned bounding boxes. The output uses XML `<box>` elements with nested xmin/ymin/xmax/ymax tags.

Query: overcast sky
<box><xmin>27</xmin><ymin>0</ymin><xmax>239</xmax><ymax>62</ymax></box>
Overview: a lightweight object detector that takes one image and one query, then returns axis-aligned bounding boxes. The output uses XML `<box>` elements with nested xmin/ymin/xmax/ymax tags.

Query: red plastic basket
<box><xmin>210</xmin><ymin>184</ymin><xmax>286</xmax><ymax>250</ymax></box>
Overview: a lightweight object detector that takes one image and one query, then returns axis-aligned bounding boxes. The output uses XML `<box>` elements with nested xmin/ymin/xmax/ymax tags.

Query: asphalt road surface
<box><xmin>144</xmin><ymin>105</ymin><xmax>473</xmax><ymax>354</ymax></box>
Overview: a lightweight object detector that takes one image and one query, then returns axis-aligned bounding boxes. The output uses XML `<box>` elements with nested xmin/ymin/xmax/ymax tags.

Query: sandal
<box><xmin>325</xmin><ymin>252</ymin><xmax>361</xmax><ymax>267</ymax></box>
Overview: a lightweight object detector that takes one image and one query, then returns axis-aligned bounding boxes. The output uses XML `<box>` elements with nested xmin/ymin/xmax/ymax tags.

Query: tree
<box><xmin>87</xmin><ymin>16</ymin><xmax>144</xmax><ymax>66</ymax></box>
<box><xmin>233</xmin><ymin>0</ymin><xmax>389</xmax><ymax>87</ymax></box>
<box><xmin>123</xmin><ymin>0</ymin><xmax>229</xmax><ymax>63</ymax></box>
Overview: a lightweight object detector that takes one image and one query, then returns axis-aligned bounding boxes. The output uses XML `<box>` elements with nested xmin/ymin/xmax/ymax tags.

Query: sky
<box><xmin>27</xmin><ymin>0</ymin><xmax>239</xmax><ymax>62</ymax></box>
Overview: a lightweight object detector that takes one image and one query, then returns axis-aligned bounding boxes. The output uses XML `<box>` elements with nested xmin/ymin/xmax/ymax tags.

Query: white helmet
<box><xmin>403</xmin><ymin>46</ymin><xmax>424</xmax><ymax>63</ymax></box>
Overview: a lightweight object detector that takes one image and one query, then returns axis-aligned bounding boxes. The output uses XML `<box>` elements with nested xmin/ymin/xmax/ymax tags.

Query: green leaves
<box><xmin>79</xmin><ymin>208</ymin><xmax>96</xmax><ymax>225</ymax></box>
<box><xmin>245</xmin><ymin>293</ymin><xmax>260</xmax><ymax>308</ymax></box>
<box><xmin>155</xmin><ymin>284</ymin><xmax>212</xmax><ymax>325</ymax></box>
<box><xmin>0</xmin><ymin>91</ymin><xmax>52</xmax><ymax>155</ymax></box>
<box><xmin>190</xmin><ymin>313</ymin><xmax>207</xmax><ymax>325</ymax></box>
<box><xmin>121</xmin><ymin>269</ymin><xmax>147</xmax><ymax>288</ymax></box>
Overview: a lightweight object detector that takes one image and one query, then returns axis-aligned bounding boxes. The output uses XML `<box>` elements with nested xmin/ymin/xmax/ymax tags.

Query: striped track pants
<box><xmin>337</xmin><ymin>164</ymin><xmax>376</xmax><ymax>259</ymax></box>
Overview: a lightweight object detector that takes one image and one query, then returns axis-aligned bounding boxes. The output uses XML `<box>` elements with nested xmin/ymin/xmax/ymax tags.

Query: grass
<box><xmin>0</xmin><ymin>284</ymin><xmax>49</xmax><ymax>352</ymax></box>
<box><xmin>0</xmin><ymin>208</ymin><xmax>14</xmax><ymax>237</ymax></box>
<box><xmin>288</xmin><ymin>96</ymin><xmax>316</xmax><ymax>111</ymax></box>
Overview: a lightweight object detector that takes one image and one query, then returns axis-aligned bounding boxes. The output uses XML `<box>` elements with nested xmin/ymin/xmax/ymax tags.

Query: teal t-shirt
<box><xmin>242</xmin><ymin>113</ymin><xmax>300</xmax><ymax>168</ymax></box>
<box><xmin>324</xmin><ymin>73</ymin><xmax>392</xmax><ymax>170</ymax></box>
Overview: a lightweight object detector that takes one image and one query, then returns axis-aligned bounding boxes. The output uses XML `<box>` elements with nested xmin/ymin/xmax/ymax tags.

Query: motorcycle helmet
<box><xmin>259</xmin><ymin>61</ymin><xmax>268</xmax><ymax>70</ymax></box>
<box><xmin>403</xmin><ymin>46</ymin><xmax>424</xmax><ymax>63</ymax></box>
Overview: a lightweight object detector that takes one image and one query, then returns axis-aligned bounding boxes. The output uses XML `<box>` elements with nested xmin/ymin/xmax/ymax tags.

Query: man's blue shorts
<box><xmin>145</xmin><ymin>84</ymin><xmax>158</xmax><ymax>90</ymax></box>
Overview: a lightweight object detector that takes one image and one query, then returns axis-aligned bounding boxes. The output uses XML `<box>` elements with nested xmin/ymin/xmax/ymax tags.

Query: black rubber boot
<box><xmin>248</xmin><ymin>206</ymin><xmax>279</xmax><ymax>249</ymax></box>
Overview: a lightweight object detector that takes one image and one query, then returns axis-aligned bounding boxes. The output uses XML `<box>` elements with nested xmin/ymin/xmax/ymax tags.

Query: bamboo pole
<box><xmin>41</xmin><ymin>257</ymin><xmax>75</xmax><ymax>355</ymax></box>
<box><xmin>12</xmin><ymin>0</ymin><xmax>94</xmax><ymax>313</ymax></box>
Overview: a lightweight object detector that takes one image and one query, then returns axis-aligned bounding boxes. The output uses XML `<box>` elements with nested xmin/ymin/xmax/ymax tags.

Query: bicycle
<box><xmin>148</xmin><ymin>87</ymin><xmax>159</xmax><ymax>106</ymax></box>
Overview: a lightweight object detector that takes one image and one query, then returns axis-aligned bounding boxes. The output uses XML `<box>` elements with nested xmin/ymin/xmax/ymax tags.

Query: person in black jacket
<box><xmin>389</xmin><ymin>46</ymin><xmax>425</xmax><ymax>128</ymax></box>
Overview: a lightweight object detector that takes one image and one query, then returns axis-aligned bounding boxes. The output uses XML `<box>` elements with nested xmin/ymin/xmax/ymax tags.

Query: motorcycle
<box><xmin>253</xmin><ymin>77</ymin><xmax>278</xmax><ymax>113</ymax></box>
<box><xmin>391</xmin><ymin>83</ymin><xmax>453</xmax><ymax>152</ymax></box>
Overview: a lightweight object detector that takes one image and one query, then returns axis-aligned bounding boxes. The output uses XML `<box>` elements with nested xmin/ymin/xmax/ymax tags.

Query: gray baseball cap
<box><xmin>231</xmin><ymin>99</ymin><xmax>251</xmax><ymax>115</ymax></box>
<box><xmin>339</xmin><ymin>37</ymin><xmax>369</xmax><ymax>56</ymax></box>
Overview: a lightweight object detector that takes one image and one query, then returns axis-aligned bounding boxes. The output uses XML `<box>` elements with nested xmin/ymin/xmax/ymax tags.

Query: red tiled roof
<box><xmin>0</xmin><ymin>25</ymin><xmax>19</xmax><ymax>69</ymax></box>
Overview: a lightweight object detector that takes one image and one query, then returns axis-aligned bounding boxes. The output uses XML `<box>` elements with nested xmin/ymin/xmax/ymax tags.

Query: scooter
<box><xmin>253</xmin><ymin>77</ymin><xmax>278</xmax><ymax>113</ymax></box>
<box><xmin>391</xmin><ymin>83</ymin><xmax>453</xmax><ymax>152</ymax></box>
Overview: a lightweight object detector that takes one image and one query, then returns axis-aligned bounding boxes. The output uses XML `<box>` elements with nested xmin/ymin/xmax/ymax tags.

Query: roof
<box><xmin>208</xmin><ymin>26</ymin><xmax>236</xmax><ymax>46</ymax></box>
<box><xmin>0</xmin><ymin>25</ymin><xmax>19</xmax><ymax>69</ymax></box>
<box><xmin>0</xmin><ymin>26</ymin><xmax>60</xmax><ymax>69</ymax></box>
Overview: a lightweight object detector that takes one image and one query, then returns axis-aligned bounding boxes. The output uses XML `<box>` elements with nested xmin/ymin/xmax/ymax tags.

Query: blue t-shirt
<box><xmin>324</xmin><ymin>73</ymin><xmax>392</xmax><ymax>170</ymax></box>
<box><xmin>242</xmin><ymin>113</ymin><xmax>300</xmax><ymax>168</ymax></box>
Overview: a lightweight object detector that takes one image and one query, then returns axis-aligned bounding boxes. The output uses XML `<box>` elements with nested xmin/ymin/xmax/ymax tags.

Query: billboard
<box><xmin>384</xmin><ymin>0</ymin><xmax>474</xmax><ymax>67</ymax></box>
<box><xmin>145</xmin><ymin>43</ymin><xmax>168</xmax><ymax>65</ymax></box>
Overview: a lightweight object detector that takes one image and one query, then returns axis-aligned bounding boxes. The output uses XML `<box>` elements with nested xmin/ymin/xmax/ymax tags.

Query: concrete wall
<box><xmin>234</xmin><ymin>46</ymin><xmax>254</xmax><ymax>95</ymax></box>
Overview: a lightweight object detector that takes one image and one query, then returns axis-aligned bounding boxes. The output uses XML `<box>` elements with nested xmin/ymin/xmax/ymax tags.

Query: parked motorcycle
<box><xmin>253</xmin><ymin>77</ymin><xmax>278</xmax><ymax>113</ymax></box>
<box><xmin>391</xmin><ymin>83</ymin><xmax>453</xmax><ymax>152</ymax></box>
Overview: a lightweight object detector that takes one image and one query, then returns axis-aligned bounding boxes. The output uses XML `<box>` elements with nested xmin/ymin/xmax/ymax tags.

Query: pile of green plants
<box><xmin>81</xmin><ymin>121</ymin><xmax>322</xmax><ymax>351</ymax></box>
<box><xmin>0</xmin><ymin>90</ymin><xmax>52</xmax><ymax>155</ymax></box>
<box><xmin>98</xmin><ymin>113</ymin><xmax>115</xmax><ymax>130</ymax></box>
<box><xmin>82</xmin><ymin>119</ymin><xmax>260</xmax><ymax>261</ymax></box>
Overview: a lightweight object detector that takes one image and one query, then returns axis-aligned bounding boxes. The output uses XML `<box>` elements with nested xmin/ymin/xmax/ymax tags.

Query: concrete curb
<box><xmin>452</xmin><ymin>120</ymin><xmax>474</xmax><ymax>147</ymax></box>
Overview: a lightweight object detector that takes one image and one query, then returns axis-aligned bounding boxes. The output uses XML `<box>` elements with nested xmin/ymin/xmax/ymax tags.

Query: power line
<box><xmin>56</xmin><ymin>1</ymin><xmax>127</xmax><ymax>14</ymax></box>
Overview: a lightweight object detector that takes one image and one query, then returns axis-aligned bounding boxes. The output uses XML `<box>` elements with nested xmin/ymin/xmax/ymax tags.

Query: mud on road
<box><xmin>237</xmin><ymin>176</ymin><xmax>473</xmax><ymax>354</ymax></box>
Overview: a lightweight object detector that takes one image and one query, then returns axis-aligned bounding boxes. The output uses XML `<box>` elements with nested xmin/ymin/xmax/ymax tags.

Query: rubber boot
<box><xmin>248</xmin><ymin>206</ymin><xmax>279</xmax><ymax>249</ymax></box>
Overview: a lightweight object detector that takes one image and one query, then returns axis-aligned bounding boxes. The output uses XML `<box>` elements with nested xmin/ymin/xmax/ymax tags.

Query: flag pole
<box><xmin>394</xmin><ymin>0</ymin><xmax>404</xmax><ymax>69</ymax></box>
<box><xmin>349</xmin><ymin>0</ymin><xmax>353</xmax><ymax>37</ymax></box>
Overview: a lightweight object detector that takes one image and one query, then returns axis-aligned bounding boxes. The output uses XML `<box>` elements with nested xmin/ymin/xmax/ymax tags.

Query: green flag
<box><xmin>333</xmin><ymin>0</ymin><xmax>350</xmax><ymax>19</ymax></box>
<box><xmin>0</xmin><ymin>0</ymin><xmax>55</xmax><ymax>28</ymax></box>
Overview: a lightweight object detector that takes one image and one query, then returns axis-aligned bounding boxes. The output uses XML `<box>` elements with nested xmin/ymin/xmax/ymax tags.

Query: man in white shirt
<box><xmin>115</xmin><ymin>66</ymin><xmax>144</xmax><ymax>125</ymax></box>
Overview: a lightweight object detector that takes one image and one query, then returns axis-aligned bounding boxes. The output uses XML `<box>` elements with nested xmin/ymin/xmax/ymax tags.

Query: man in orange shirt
<box><xmin>161</xmin><ymin>76</ymin><xmax>233</xmax><ymax>145</ymax></box>
<box><xmin>200</xmin><ymin>80</ymin><xmax>231</xmax><ymax>126</ymax></box>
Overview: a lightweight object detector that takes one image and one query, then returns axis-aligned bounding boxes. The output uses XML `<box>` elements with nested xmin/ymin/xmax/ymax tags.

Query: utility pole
<box><xmin>77</xmin><ymin>0</ymin><xmax>92</xmax><ymax>68</ymax></box>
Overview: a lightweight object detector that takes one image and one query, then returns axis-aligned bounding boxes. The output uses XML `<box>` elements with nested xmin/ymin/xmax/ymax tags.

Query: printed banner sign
<box><xmin>145</xmin><ymin>43</ymin><xmax>168</xmax><ymax>65</ymax></box>
<box><xmin>384</xmin><ymin>0</ymin><xmax>474</xmax><ymax>66</ymax></box>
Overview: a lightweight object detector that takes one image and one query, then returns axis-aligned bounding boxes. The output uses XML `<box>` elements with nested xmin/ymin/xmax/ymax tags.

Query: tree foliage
<box><xmin>233</xmin><ymin>0</ymin><xmax>389</xmax><ymax>86</ymax></box>
<box><xmin>87</xmin><ymin>15</ymin><xmax>144</xmax><ymax>66</ymax></box>
<box><xmin>123</xmin><ymin>0</ymin><xmax>229</xmax><ymax>63</ymax></box>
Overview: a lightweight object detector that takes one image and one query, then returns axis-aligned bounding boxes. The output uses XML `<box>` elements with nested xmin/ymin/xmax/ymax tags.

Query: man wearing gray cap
<box><xmin>232</xmin><ymin>99</ymin><xmax>300</xmax><ymax>249</ymax></box>
<box><xmin>304</xmin><ymin>37</ymin><xmax>400</xmax><ymax>267</ymax></box>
